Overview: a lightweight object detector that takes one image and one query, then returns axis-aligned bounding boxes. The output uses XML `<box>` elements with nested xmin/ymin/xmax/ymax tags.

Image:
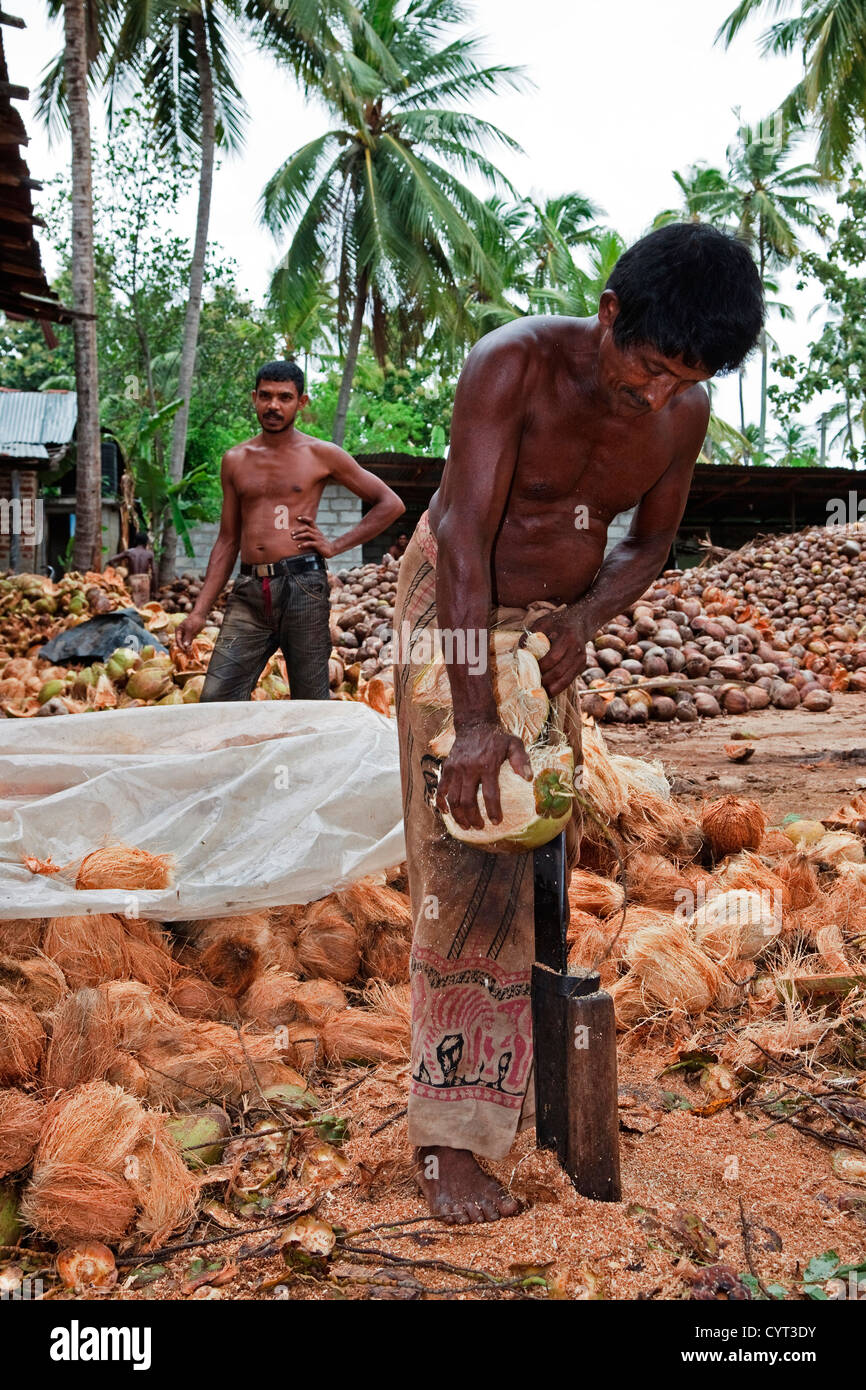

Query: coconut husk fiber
<box><xmin>267</xmin><ymin>905</ymin><xmax>302</xmax><ymax>975</ymax></box>
<box><xmin>291</xmin><ymin>979</ymin><xmax>347</xmax><ymax>1027</ymax></box>
<box><xmin>625</xmin><ymin>916</ymin><xmax>723</xmax><ymax>1014</ymax></box>
<box><xmin>97</xmin><ymin>980</ymin><xmax>181</xmax><ymax>1051</ymax></box>
<box><xmin>136</xmin><ymin>1020</ymin><xmax>300</xmax><ymax>1107</ymax></box>
<box><xmin>196</xmin><ymin>938</ymin><xmax>260</xmax><ymax>997</ymax></box>
<box><xmin>760</xmin><ymin>829</ymin><xmax>796</xmax><ymax>858</ymax></box>
<box><xmin>0</xmin><ymin>1087</ymin><xmax>44</xmax><ymax>1177</ymax></box>
<box><xmin>0</xmin><ymin>988</ymin><xmax>44</xmax><ymax>1085</ymax></box>
<box><xmin>700</xmin><ymin>796</ymin><xmax>767</xmax><ymax>860</ymax></box>
<box><xmin>74</xmin><ymin>844</ymin><xmax>174</xmax><ymax>891</ymax></box>
<box><xmin>42</xmin><ymin>915</ymin><xmax>129</xmax><ymax>989</ymax></box>
<box><xmin>22</xmin><ymin>1163</ymin><xmax>137</xmax><ymax>1245</ymax></box>
<box><xmin>691</xmin><ymin>890</ymin><xmax>781</xmax><ymax>963</ymax></box>
<box><xmin>713</xmin><ymin>959</ymin><xmax>757</xmax><ymax>1010</ymax></box>
<box><xmin>0</xmin><ymin>952</ymin><xmax>67</xmax><ymax>1016</ymax></box>
<box><xmin>296</xmin><ymin>908</ymin><xmax>361</xmax><ymax>983</ymax></box>
<box><xmin>26</xmin><ymin>1080</ymin><xmax>198</xmax><ymax>1246</ymax></box>
<box><xmin>362</xmin><ymin>925</ymin><xmax>411</xmax><ymax>984</ymax></box>
<box><xmin>169</xmin><ymin>971</ymin><xmax>239</xmax><ymax>1023</ymax></box>
<box><xmin>334</xmin><ymin>879</ymin><xmax>412</xmax><ymax>936</ymax></box>
<box><xmin>569</xmin><ymin>868</ymin><xmax>625</xmax><ymax>918</ymax></box>
<box><xmin>179</xmin><ymin>912</ymin><xmax>274</xmax><ymax>996</ymax></box>
<box><xmin>774</xmin><ymin>854</ymin><xmax>821</xmax><ymax>911</ymax></box>
<box><xmin>363</xmin><ymin>979</ymin><xmax>411</xmax><ymax>1033</ymax></box>
<box><xmin>623</xmin><ymin>851</ymin><xmax>695</xmax><ymax>911</ymax></box>
<box><xmin>104</xmin><ymin>1051</ymin><xmax>150</xmax><ymax>1098</ymax></box>
<box><xmin>321</xmin><ymin>1008</ymin><xmax>409</xmax><ymax>1065</ymax></box>
<box><xmin>712</xmin><ymin>851</ymin><xmax>791</xmax><ymax>912</ymax></box>
<box><xmin>119</xmin><ymin>918</ymin><xmax>176</xmax><ymax>993</ymax></box>
<box><xmin>621</xmin><ymin>796</ymin><xmax>703</xmax><ymax>865</ymax></box>
<box><xmin>0</xmin><ymin>918</ymin><xmax>44</xmax><ymax>959</ymax></box>
<box><xmin>567</xmin><ymin>919</ymin><xmax>619</xmax><ymax>989</ymax></box>
<box><xmin>42</xmin><ymin>987</ymin><xmax>117</xmax><ymax>1092</ymax></box>
<box><xmin>608</xmin><ymin>973</ymin><xmax>648</xmax><ymax>1029</ymax></box>
<box><xmin>280</xmin><ymin>1021</ymin><xmax>322</xmax><ymax>1071</ymax></box>
<box><xmin>239</xmin><ymin>971</ymin><xmax>300</xmax><ymax>1028</ymax></box>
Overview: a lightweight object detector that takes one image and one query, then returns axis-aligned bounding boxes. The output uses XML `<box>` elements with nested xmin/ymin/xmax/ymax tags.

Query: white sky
<box><xmin>5</xmin><ymin>0</ymin><xmax>849</xmax><ymax>452</ymax></box>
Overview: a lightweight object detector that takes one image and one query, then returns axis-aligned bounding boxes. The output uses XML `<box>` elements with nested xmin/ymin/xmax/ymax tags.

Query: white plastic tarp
<box><xmin>0</xmin><ymin>701</ymin><xmax>405</xmax><ymax>920</ymax></box>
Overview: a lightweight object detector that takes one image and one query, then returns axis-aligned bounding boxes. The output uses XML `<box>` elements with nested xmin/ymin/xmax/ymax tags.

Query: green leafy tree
<box><xmin>261</xmin><ymin>0</ymin><xmax>528</xmax><ymax>447</ymax></box>
<box><xmin>718</xmin><ymin>0</ymin><xmax>866</xmax><ymax>175</ymax></box>
<box><xmin>771</xmin><ymin>176</ymin><xmax>866</xmax><ymax>464</ymax></box>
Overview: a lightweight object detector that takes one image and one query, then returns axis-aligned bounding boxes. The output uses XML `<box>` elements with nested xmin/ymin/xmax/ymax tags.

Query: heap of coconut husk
<box><xmin>567</xmin><ymin>722</ymin><xmax>866</xmax><ymax>1083</ymax></box>
<box><xmin>0</xmin><ymin>840</ymin><xmax>414</xmax><ymax>1259</ymax></box>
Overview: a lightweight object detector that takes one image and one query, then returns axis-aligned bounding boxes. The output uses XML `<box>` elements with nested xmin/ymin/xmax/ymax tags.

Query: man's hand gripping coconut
<box><xmin>392</xmin><ymin>224</ymin><xmax>764</xmax><ymax>1224</ymax></box>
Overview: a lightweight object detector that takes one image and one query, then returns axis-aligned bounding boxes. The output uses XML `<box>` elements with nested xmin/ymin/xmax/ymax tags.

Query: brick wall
<box><xmin>0</xmin><ymin>470</ymin><xmax>40</xmax><ymax>571</ymax></box>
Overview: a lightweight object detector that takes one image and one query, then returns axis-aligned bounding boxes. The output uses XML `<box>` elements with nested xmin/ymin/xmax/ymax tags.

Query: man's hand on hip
<box><xmin>292</xmin><ymin>516</ymin><xmax>334</xmax><ymax>559</ymax></box>
<box><xmin>436</xmin><ymin>720</ymin><xmax>532</xmax><ymax>830</ymax></box>
<box><xmin>532</xmin><ymin>607</ymin><xmax>590</xmax><ymax>697</ymax></box>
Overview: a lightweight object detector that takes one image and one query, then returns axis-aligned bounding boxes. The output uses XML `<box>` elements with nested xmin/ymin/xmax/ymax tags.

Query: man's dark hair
<box><xmin>605</xmin><ymin>224</ymin><xmax>764</xmax><ymax>375</ymax></box>
<box><xmin>255</xmin><ymin>360</ymin><xmax>305</xmax><ymax>395</ymax></box>
<box><xmin>130</xmin><ymin>529</ymin><xmax>148</xmax><ymax>548</ymax></box>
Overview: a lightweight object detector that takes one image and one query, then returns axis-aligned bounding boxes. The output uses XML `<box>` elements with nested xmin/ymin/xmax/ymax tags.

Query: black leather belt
<box><xmin>240</xmin><ymin>554</ymin><xmax>326</xmax><ymax>578</ymax></box>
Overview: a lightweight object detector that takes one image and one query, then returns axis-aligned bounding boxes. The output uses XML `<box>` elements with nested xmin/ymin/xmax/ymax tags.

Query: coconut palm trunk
<box><xmin>63</xmin><ymin>0</ymin><xmax>102</xmax><ymax>571</ymax></box>
<box><xmin>160</xmin><ymin>7</ymin><xmax>216</xmax><ymax>584</ymax></box>
<box><xmin>332</xmin><ymin>269</ymin><xmax>368</xmax><ymax>448</ymax></box>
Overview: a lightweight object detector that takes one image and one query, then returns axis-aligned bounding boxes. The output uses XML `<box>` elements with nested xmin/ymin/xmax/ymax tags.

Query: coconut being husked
<box><xmin>440</xmin><ymin>741</ymin><xmax>575</xmax><ymax>853</ymax></box>
<box><xmin>691</xmin><ymin>889</ymin><xmax>781</xmax><ymax>961</ymax></box>
<box><xmin>700</xmin><ymin>796</ymin><xmax>767</xmax><ymax>860</ymax></box>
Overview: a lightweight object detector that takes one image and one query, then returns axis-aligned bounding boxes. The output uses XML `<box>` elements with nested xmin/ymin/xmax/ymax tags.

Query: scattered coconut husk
<box><xmin>623</xmin><ymin>851</ymin><xmax>694</xmax><ymax>911</ymax></box>
<box><xmin>136</xmin><ymin>1021</ymin><xmax>299</xmax><ymax>1107</ymax></box>
<box><xmin>42</xmin><ymin>988</ymin><xmax>117</xmax><ymax>1092</ymax></box>
<box><xmin>625</xmin><ymin>916</ymin><xmax>723</xmax><ymax>1014</ymax></box>
<box><xmin>814</xmin><ymin>923</ymin><xmax>852</xmax><ymax>974</ymax></box>
<box><xmin>26</xmin><ymin>1080</ymin><xmax>198</xmax><ymax>1246</ymax></box>
<box><xmin>239</xmin><ymin>971</ymin><xmax>300</xmax><ymax>1028</ymax></box>
<box><xmin>0</xmin><ymin>1087</ymin><xmax>44</xmax><ymax>1177</ymax></box>
<box><xmin>119</xmin><ymin>919</ymin><xmax>176</xmax><ymax>993</ymax></box>
<box><xmin>267</xmin><ymin>905</ymin><xmax>302</xmax><ymax>974</ymax></box>
<box><xmin>720</xmin><ymin>1014</ymin><xmax>834</xmax><ymax>1077</ymax></box>
<box><xmin>334</xmin><ymin>879</ymin><xmax>412</xmax><ymax>936</ymax></box>
<box><xmin>42</xmin><ymin>915</ymin><xmax>129</xmax><ymax>990</ymax></box>
<box><xmin>774</xmin><ymin>854</ymin><xmax>821</xmax><ymax>911</ymax></box>
<box><xmin>280</xmin><ymin>1021</ymin><xmax>322</xmax><ymax>1071</ymax></box>
<box><xmin>691</xmin><ymin>890</ymin><xmax>781</xmax><ymax>963</ymax></box>
<box><xmin>104</xmin><ymin>1051</ymin><xmax>149</xmax><ymax>1097</ymax></box>
<box><xmin>569</xmin><ymin>868</ymin><xmax>625</xmax><ymax>918</ymax></box>
<box><xmin>196</xmin><ymin>937</ymin><xmax>260</xmax><ymax>997</ymax></box>
<box><xmin>620</xmin><ymin>793</ymin><xmax>703</xmax><ymax>864</ymax></box>
<box><xmin>321</xmin><ymin>1008</ymin><xmax>409</xmax><ymax>1065</ymax></box>
<box><xmin>169</xmin><ymin>971</ymin><xmax>239</xmax><ymax>1023</ymax></box>
<box><xmin>760</xmin><ymin>829</ymin><xmax>796</xmax><ymax>858</ymax></box>
<box><xmin>711</xmin><ymin>851</ymin><xmax>790</xmax><ymax>913</ymax></box>
<box><xmin>363</xmin><ymin>979</ymin><xmax>411</xmax><ymax>1036</ymax></box>
<box><xmin>700</xmin><ymin>796</ymin><xmax>767</xmax><ymax>860</ymax></box>
<box><xmin>362</xmin><ymin>925</ymin><xmax>412</xmax><ymax>984</ymax></box>
<box><xmin>74</xmin><ymin>845</ymin><xmax>174</xmax><ymax>891</ymax></box>
<box><xmin>22</xmin><ymin>1162</ymin><xmax>137</xmax><ymax>1245</ymax></box>
<box><xmin>0</xmin><ymin>918</ymin><xmax>45</xmax><ymax>959</ymax></box>
<box><xmin>0</xmin><ymin>989</ymin><xmax>44</xmax><ymax>1085</ymax></box>
<box><xmin>96</xmin><ymin>980</ymin><xmax>181</xmax><ymax>1052</ymax></box>
<box><xmin>296</xmin><ymin>910</ymin><xmax>361</xmax><ymax>983</ymax></box>
<box><xmin>291</xmin><ymin>979</ymin><xmax>348</xmax><ymax>1027</ymax></box>
<box><xmin>608</xmin><ymin>972</ymin><xmax>650</xmax><ymax>1029</ymax></box>
<box><xmin>713</xmin><ymin>959</ymin><xmax>757</xmax><ymax>1010</ymax></box>
<box><xmin>0</xmin><ymin>952</ymin><xmax>67</xmax><ymax>1015</ymax></box>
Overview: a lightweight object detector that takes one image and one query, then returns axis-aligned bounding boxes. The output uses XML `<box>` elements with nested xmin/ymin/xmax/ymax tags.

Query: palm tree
<box><xmin>61</xmin><ymin>0</ymin><xmax>102</xmax><ymax>571</ymax></box>
<box><xmin>718</xmin><ymin>0</ymin><xmax>866</xmax><ymax>175</ymax></box>
<box><xmin>712</xmin><ymin>123</ymin><xmax>823</xmax><ymax>455</ymax></box>
<box><xmin>652</xmin><ymin>162</ymin><xmax>732</xmax><ymax>227</ymax></box>
<box><xmin>531</xmin><ymin>228</ymin><xmax>627</xmax><ymax>319</ymax></box>
<box><xmin>521</xmin><ymin>192</ymin><xmax>603</xmax><ymax>288</ymax></box>
<box><xmin>261</xmin><ymin>0</ymin><xmax>528</xmax><ymax>447</ymax></box>
<box><xmin>41</xmin><ymin>0</ymin><xmax>381</xmax><ymax>580</ymax></box>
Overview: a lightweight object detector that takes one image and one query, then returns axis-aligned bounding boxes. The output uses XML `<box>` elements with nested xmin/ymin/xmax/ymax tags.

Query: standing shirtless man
<box><xmin>393</xmin><ymin>223</ymin><xmax>764</xmax><ymax>1224</ymax></box>
<box><xmin>177</xmin><ymin>361</ymin><xmax>404</xmax><ymax>698</ymax></box>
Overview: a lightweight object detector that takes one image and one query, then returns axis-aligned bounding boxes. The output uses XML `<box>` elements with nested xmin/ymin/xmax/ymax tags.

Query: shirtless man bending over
<box><xmin>177</xmin><ymin>360</ymin><xmax>404</xmax><ymax>700</ymax></box>
<box><xmin>393</xmin><ymin>223</ymin><xmax>764</xmax><ymax>1223</ymax></box>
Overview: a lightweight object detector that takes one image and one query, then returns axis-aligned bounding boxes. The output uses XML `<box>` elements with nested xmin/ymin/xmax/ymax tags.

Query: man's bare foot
<box><xmin>416</xmin><ymin>1146</ymin><xmax>521</xmax><ymax>1224</ymax></box>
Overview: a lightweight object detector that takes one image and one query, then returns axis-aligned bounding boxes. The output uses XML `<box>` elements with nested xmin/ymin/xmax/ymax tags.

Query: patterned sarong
<box><xmin>393</xmin><ymin>513</ymin><xmax>583</xmax><ymax>1159</ymax></box>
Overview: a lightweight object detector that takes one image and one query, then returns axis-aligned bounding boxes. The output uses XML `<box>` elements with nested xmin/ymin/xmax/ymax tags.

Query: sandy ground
<box><xmin>39</xmin><ymin>695</ymin><xmax>866</xmax><ymax>1303</ymax></box>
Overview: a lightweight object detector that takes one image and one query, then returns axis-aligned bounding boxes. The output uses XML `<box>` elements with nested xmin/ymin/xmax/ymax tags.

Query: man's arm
<box><xmin>431</xmin><ymin>337</ymin><xmax>535</xmax><ymax>831</ymax></box>
<box><xmin>535</xmin><ymin>392</ymin><xmax>710</xmax><ymax>695</ymax></box>
<box><xmin>290</xmin><ymin>447</ymin><xmax>405</xmax><ymax>558</ymax></box>
<box><xmin>175</xmin><ymin>454</ymin><xmax>241</xmax><ymax>651</ymax></box>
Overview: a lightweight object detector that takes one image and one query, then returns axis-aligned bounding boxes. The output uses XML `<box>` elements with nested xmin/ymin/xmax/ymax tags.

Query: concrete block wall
<box><xmin>175</xmin><ymin>484</ymin><xmax>364</xmax><ymax>575</ymax></box>
<box><xmin>604</xmin><ymin>506</ymin><xmax>637</xmax><ymax>555</ymax></box>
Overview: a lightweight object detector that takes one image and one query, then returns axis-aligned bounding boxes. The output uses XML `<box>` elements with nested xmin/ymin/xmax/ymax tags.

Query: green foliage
<box><xmin>770</xmin><ymin>175</ymin><xmax>866</xmax><ymax>463</ymax></box>
<box><xmin>303</xmin><ymin>348</ymin><xmax>454</xmax><ymax>452</ymax></box>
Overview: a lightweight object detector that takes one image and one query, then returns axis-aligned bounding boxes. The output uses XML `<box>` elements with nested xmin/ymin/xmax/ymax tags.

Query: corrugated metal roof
<box><xmin>0</xmin><ymin>391</ymin><xmax>77</xmax><ymax>448</ymax></box>
<box><xmin>0</xmin><ymin>442</ymin><xmax>49</xmax><ymax>459</ymax></box>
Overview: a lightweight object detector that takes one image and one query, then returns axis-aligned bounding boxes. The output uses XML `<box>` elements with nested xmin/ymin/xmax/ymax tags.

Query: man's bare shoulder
<box><xmin>291</xmin><ymin>430</ymin><xmax>352</xmax><ymax>473</ymax></box>
<box><xmin>463</xmin><ymin>315</ymin><xmax>592</xmax><ymax>380</ymax></box>
<box><xmin>669</xmin><ymin>382</ymin><xmax>711</xmax><ymax>437</ymax></box>
<box><xmin>221</xmin><ymin>437</ymin><xmax>262</xmax><ymax>472</ymax></box>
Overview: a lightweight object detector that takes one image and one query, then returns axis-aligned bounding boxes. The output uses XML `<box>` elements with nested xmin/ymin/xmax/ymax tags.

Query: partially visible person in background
<box><xmin>106</xmin><ymin>530</ymin><xmax>155</xmax><ymax>608</ymax></box>
<box><xmin>388</xmin><ymin>533</ymin><xmax>410</xmax><ymax>560</ymax></box>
